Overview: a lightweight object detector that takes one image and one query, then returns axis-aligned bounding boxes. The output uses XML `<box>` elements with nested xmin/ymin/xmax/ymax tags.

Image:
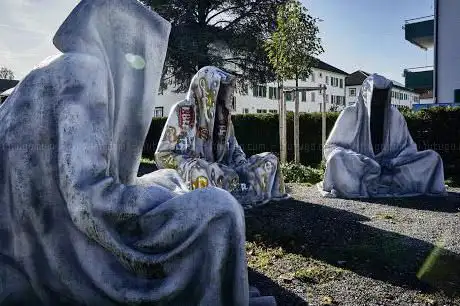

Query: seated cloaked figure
<box><xmin>0</xmin><ymin>1</ymin><xmax>276</xmax><ymax>305</ymax></box>
<box><xmin>319</xmin><ymin>74</ymin><xmax>447</xmax><ymax>198</ymax></box>
<box><xmin>155</xmin><ymin>66</ymin><xmax>289</xmax><ymax>208</ymax></box>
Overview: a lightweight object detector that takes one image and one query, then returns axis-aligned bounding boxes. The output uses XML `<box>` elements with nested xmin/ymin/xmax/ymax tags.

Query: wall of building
<box><xmin>436</xmin><ymin>0</ymin><xmax>460</xmax><ymax>103</ymax></box>
<box><xmin>154</xmin><ymin>68</ymin><xmax>347</xmax><ymax>117</ymax></box>
<box><xmin>345</xmin><ymin>85</ymin><xmax>420</xmax><ymax>108</ymax></box>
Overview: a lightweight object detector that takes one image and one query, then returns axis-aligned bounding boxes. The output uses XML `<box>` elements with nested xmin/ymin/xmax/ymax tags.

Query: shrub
<box><xmin>281</xmin><ymin>162</ymin><xmax>324</xmax><ymax>184</ymax></box>
<box><xmin>143</xmin><ymin>108</ymin><xmax>460</xmax><ymax>177</ymax></box>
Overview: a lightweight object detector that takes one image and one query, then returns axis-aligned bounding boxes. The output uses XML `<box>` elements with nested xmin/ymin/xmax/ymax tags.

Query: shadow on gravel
<box><xmin>356</xmin><ymin>192</ymin><xmax>460</xmax><ymax>213</ymax></box>
<box><xmin>245</xmin><ymin>199</ymin><xmax>460</xmax><ymax>296</ymax></box>
<box><xmin>249</xmin><ymin>268</ymin><xmax>308</xmax><ymax>306</ymax></box>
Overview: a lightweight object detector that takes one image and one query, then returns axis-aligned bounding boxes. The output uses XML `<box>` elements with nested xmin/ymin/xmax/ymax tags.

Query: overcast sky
<box><xmin>1</xmin><ymin>0</ymin><xmax>434</xmax><ymax>84</ymax></box>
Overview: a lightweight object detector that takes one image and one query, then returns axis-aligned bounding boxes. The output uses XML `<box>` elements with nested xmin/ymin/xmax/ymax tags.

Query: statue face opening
<box><xmin>217</xmin><ymin>84</ymin><xmax>233</xmax><ymax>111</ymax></box>
<box><xmin>370</xmin><ymin>88</ymin><xmax>389</xmax><ymax>155</ymax></box>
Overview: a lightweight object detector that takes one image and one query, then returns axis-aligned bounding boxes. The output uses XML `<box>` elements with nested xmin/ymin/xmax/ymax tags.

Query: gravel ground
<box><xmin>246</xmin><ymin>184</ymin><xmax>460</xmax><ymax>306</ymax></box>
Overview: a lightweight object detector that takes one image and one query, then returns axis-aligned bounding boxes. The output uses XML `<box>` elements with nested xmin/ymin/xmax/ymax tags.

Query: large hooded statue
<box><xmin>155</xmin><ymin>66</ymin><xmax>289</xmax><ymax>208</ymax></box>
<box><xmin>0</xmin><ymin>1</ymin><xmax>276</xmax><ymax>305</ymax></box>
<box><xmin>319</xmin><ymin>74</ymin><xmax>446</xmax><ymax>198</ymax></box>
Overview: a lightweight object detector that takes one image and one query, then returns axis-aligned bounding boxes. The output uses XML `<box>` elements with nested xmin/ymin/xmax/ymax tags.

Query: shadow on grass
<box><xmin>245</xmin><ymin>199</ymin><xmax>460</xmax><ymax>296</ymax></box>
<box><xmin>249</xmin><ymin>268</ymin><xmax>308</xmax><ymax>306</ymax></box>
<box><xmin>355</xmin><ymin>192</ymin><xmax>460</xmax><ymax>213</ymax></box>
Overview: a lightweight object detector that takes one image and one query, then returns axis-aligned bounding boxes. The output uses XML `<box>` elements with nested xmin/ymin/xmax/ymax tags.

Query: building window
<box><xmin>330</xmin><ymin>77</ymin><xmax>339</xmax><ymax>87</ymax></box>
<box><xmin>256</xmin><ymin>109</ymin><xmax>268</xmax><ymax>114</ymax></box>
<box><xmin>311</xmin><ymin>73</ymin><xmax>315</xmax><ymax>82</ymax></box>
<box><xmin>325</xmin><ymin>76</ymin><xmax>329</xmax><ymax>84</ymax></box>
<box><xmin>319</xmin><ymin>72</ymin><xmax>323</xmax><ymax>78</ymax></box>
<box><xmin>339</xmin><ymin>79</ymin><xmax>343</xmax><ymax>88</ymax></box>
<box><xmin>349</xmin><ymin>88</ymin><xmax>356</xmax><ymax>97</ymax></box>
<box><xmin>231</xmin><ymin>96</ymin><xmax>236</xmax><ymax>111</ymax></box>
<box><xmin>285</xmin><ymin>92</ymin><xmax>292</xmax><ymax>101</ymax></box>
<box><xmin>253</xmin><ymin>85</ymin><xmax>267</xmax><ymax>98</ymax></box>
<box><xmin>311</xmin><ymin>92</ymin><xmax>315</xmax><ymax>102</ymax></box>
<box><xmin>269</xmin><ymin>109</ymin><xmax>278</xmax><ymax>114</ymax></box>
<box><xmin>243</xmin><ymin>108</ymin><xmax>249</xmax><ymax>114</ymax></box>
<box><xmin>302</xmin><ymin>91</ymin><xmax>307</xmax><ymax>102</ymax></box>
<box><xmin>269</xmin><ymin>87</ymin><xmax>280</xmax><ymax>100</ymax></box>
<box><xmin>325</xmin><ymin>94</ymin><xmax>329</xmax><ymax>103</ymax></box>
<box><xmin>154</xmin><ymin>107</ymin><xmax>164</xmax><ymax>118</ymax></box>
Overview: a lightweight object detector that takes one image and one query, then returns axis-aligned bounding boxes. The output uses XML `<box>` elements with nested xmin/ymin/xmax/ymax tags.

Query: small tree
<box><xmin>0</xmin><ymin>67</ymin><xmax>14</xmax><ymax>80</ymax></box>
<box><xmin>265</xmin><ymin>0</ymin><xmax>323</xmax><ymax>163</ymax></box>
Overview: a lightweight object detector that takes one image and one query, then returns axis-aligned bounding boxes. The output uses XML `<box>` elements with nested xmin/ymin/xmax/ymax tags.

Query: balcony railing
<box><xmin>405</xmin><ymin>15</ymin><xmax>434</xmax><ymax>25</ymax></box>
<box><xmin>404</xmin><ymin>66</ymin><xmax>434</xmax><ymax>74</ymax></box>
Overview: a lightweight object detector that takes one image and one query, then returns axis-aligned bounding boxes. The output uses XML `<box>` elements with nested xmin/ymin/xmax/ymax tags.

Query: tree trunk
<box><xmin>294</xmin><ymin>75</ymin><xmax>300</xmax><ymax>164</ymax></box>
<box><xmin>279</xmin><ymin>81</ymin><xmax>287</xmax><ymax>164</ymax></box>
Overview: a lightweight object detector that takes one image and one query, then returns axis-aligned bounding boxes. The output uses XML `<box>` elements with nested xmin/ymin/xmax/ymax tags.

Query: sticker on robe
<box><xmin>175</xmin><ymin>133</ymin><xmax>190</xmax><ymax>153</ymax></box>
<box><xmin>260</xmin><ymin>173</ymin><xmax>268</xmax><ymax>192</ymax></box>
<box><xmin>191</xmin><ymin>176</ymin><xmax>209</xmax><ymax>190</ymax></box>
<box><xmin>198</xmin><ymin>77</ymin><xmax>216</xmax><ymax>121</ymax></box>
<box><xmin>178</xmin><ymin>106</ymin><xmax>195</xmax><ymax>130</ymax></box>
<box><xmin>165</xmin><ymin>126</ymin><xmax>178</xmax><ymax>144</ymax></box>
<box><xmin>264</xmin><ymin>161</ymin><xmax>274</xmax><ymax>173</ymax></box>
<box><xmin>160</xmin><ymin>154</ymin><xmax>178</xmax><ymax>170</ymax></box>
<box><xmin>198</xmin><ymin>127</ymin><xmax>209</xmax><ymax>140</ymax></box>
<box><xmin>229</xmin><ymin>177</ymin><xmax>239</xmax><ymax>192</ymax></box>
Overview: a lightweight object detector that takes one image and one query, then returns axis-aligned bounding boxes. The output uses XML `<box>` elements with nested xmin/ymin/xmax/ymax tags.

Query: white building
<box><xmin>153</xmin><ymin>59</ymin><xmax>348</xmax><ymax>117</ymax></box>
<box><xmin>345</xmin><ymin>71</ymin><xmax>420</xmax><ymax>108</ymax></box>
<box><xmin>404</xmin><ymin>0</ymin><xmax>460</xmax><ymax>105</ymax></box>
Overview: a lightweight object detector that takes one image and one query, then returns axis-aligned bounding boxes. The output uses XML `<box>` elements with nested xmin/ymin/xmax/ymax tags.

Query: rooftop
<box><xmin>313</xmin><ymin>59</ymin><xmax>348</xmax><ymax>76</ymax></box>
<box><xmin>345</xmin><ymin>71</ymin><xmax>415</xmax><ymax>92</ymax></box>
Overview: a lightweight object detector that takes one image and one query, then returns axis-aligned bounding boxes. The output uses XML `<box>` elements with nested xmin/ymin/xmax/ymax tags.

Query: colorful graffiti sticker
<box><xmin>191</xmin><ymin>176</ymin><xmax>209</xmax><ymax>190</ymax></box>
<box><xmin>178</xmin><ymin>106</ymin><xmax>195</xmax><ymax>130</ymax></box>
<box><xmin>175</xmin><ymin>133</ymin><xmax>190</xmax><ymax>153</ymax></box>
<box><xmin>229</xmin><ymin>177</ymin><xmax>239</xmax><ymax>192</ymax></box>
<box><xmin>165</xmin><ymin>126</ymin><xmax>178</xmax><ymax>143</ymax></box>
<box><xmin>198</xmin><ymin>127</ymin><xmax>209</xmax><ymax>140</ymax></box>
<box><xmin>160</xmin><ymin>154</ymin><xmax>178</xmax><ymax>170</ymax></box>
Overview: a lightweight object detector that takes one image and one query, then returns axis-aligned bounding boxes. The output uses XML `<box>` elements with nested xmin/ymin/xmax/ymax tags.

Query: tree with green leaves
<box><xmin>0</xmin><ymin>67</ymin><xmax>14</xmax><ymax>80</ymax></box>
<box><xmin>142</xmin><ymin>0</ymin><xmax>287</xmax><ymax>92</ymax></box>
<box><xmin>265</xmin><ymin>0</ymin><xmax>323</xmax><ymax>164</ymax></box>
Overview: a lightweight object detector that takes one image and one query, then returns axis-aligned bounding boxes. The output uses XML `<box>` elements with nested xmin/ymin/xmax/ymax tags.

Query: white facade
<box><xmin>345</xmin><ymin>85</ymin><xmax>420</xmax><ymax>108</ymax></box>
<box><xmin>436</xmin><ymin>0</ymin><xmax>460</xmax><ymax>103</ymax></box>
<box><xmin>154</xmin><ymin>67</ymin><xmax>347</xmax><ymax>117</ymax></box>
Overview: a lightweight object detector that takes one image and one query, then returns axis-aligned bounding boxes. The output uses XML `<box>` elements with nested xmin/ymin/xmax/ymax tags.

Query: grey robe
<box><xmin>0</xmin><ymin>1</ymin><xmax>275</xmax><ymax>306</ymax></box>
<box><xmin>319</xmin><ymin>74</ymin><xmax>447</xmax><ymax>198</ymax></box>
<box><xmin>155</xmin><ymin>66</ymin><xmax>289</xmax><ymax>208</ymax></box>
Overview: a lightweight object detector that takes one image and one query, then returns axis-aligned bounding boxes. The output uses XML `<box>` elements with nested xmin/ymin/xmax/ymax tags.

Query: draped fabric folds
<box><xmin>155</xmin><ymin>66</ymin><xmax>289</xmax><ymax>208</ymax></box>
<box><xmin>0</xmin><ymin>1</ymin><xmax>275</xmax><ymax>305</ymax></box>
<box><xmin>319</xmin><ymin>74</ymin><xmax>446</xmax><ymax>198</ymax></box>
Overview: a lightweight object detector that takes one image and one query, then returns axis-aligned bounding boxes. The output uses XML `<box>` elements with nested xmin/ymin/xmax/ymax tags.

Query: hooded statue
<box><xmin>0</xmin><ymin>1</ymin><xmax>276</xmax><ymax>305</ymax></box>
<box><xmin>318</xmin><ymin>74</ymin><xmax>447</xmax><ymax>198</ymax></box>
<box><xmin>155</xmin><ymin>66</ymin><xmax>289</xmax><ymax>208</ymax></box>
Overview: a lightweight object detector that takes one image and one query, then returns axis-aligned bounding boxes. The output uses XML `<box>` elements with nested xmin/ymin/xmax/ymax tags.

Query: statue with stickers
<box><xmin>155</xmin><ymin>66</ymin><xmax>290</xmax><ymax>208</ymax></box>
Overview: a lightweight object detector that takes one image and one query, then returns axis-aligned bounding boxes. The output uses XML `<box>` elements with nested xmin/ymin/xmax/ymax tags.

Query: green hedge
<box><xmin>143</xmin><ymin>107</ymin><xmax>460</xmax><ymax>176</ymax></box>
